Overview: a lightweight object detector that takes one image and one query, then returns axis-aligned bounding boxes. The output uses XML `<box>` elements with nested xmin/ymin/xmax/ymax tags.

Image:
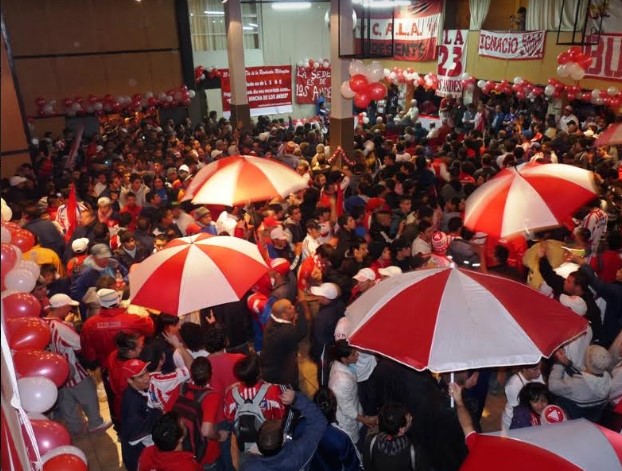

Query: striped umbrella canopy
<box><xmin>183</xmin><ymin>155</ymin><xmax>309</xmax><ymax>205</ymax></box>
<box><xmin>346</xmin><ymin>267</ymin><xmax>588</xmax><ymax>373</ymax></box>
<box><xmin>129</xmin><ymin>235</ymin><xmax>268</xmax><ymax>315</ymax></box>
<box><xmin>464</xmin><ymin>163</ymin><xmax>597</xmax><ymax>239</ymax></box>
<box><xmin>595</xmin><ymin>122</ymin><xmax>622</xmax><ymax>147</ymax></box>
<box><xmin>461</xmin><ymin>419</ymin><xmax>622</xmax><ymax>471</ymax></box>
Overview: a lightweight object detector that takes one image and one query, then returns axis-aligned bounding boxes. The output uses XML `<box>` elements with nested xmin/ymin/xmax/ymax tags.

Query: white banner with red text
<box><xmin>220</xmin><ymin>66</ymin><xmax>292</xmax><ymax>117</ymax></box>
<box><xmin>436</xmin><ymin>29</ymin><xmax>468</xmax><ymax>97</ymax></box>
<box><xmin>583</xmin><ymin>34</ymin><xmax>622</xmax><ymax>82</ymax></box>
<box><xmin>295</xmin><ymin>67</ymin><xmax>331</xmax><ymax>105</ymax></box>
<box><xmin>478</xmin><ymin>30</ymin><xmax>546</xmax><ymax>60</ymax></box>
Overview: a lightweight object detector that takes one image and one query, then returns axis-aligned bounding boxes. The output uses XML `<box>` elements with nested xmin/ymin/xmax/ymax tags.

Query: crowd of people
<box><xmin>2</xmin><ymin>90</ymin><xmax>621</xmax><ymax>470</ymax></box>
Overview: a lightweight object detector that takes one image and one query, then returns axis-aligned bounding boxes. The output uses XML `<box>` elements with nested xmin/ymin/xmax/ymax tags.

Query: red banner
<box><xmin>220</xmin><ymin>66</ymin><xmax>292</xmax><ymax>115</ymax></box>
<box><xmin>478</xmin><ymin>30</ymin><xmax>546</xmax><ymax>60</ymax></box>
<box><xmin>357</xmin><ymin>0</ymin><xmax>442</xmax><ymax>61</ymax></box>
<box><xmin>295</xmin><ymin>66</ymin><xmax>331</xmax><ymax>104</ymax></box>
<box><xmin>583</xmin><ymin>34</ymin><xmax>622</xmax><ymax>82</ymax></box>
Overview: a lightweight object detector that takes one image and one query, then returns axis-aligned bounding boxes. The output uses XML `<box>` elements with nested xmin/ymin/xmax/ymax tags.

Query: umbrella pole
<box><xmin>450</xmin><ymin>371</ymin><xmax>454</xmax><ymax>408</ymax></box>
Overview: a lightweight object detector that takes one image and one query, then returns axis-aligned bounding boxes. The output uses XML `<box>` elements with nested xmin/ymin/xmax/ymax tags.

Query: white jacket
<box><xmin>549</xmin><ymin>363</ymin><xmax>612</xmax><ymax>407</ymax></box>
<box><xmin>329</xmin><ymin>361</ymin><xmax>362</xmax><ymax>443</ymax></box>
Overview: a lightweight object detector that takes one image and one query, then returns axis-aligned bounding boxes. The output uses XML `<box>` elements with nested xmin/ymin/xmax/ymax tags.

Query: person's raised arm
<box><xmin>448</xmin><ymin>383</ymin><xmax>475</xmax><ymax>437</ymax></box>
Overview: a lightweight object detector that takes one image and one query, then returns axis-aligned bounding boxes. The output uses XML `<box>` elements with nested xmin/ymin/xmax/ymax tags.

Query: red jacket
<box><xmin>138</xmin><ymin>446</ymin><xmax>202</xmax><ymax>471</ymax></box>
<box><xmin>80</xmin><ymin>308</ymin><xmax>154</xmax><ymax>367</ymax></box>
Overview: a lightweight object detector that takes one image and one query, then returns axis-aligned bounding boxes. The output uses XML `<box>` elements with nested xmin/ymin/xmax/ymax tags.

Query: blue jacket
<box><xmin>580</xmin><ymin>263</ymin><xmax>622</xmax><ymax>348</ymax></box>
<box><xmin>310</xmin><ymin>423</ymin><xmax>361</xmax><ymax>471</ymax></box>
<box><xmin>241</xmin><ymin>393</ymin><xmax>327</xmax><ymax>471</ymax></box>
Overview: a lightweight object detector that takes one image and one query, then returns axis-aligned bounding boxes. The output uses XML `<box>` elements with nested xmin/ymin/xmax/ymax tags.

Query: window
<box><xmin>189</xmin><ymin>0</ymin><xmax>261</xmax><ymax>51</ymax></box>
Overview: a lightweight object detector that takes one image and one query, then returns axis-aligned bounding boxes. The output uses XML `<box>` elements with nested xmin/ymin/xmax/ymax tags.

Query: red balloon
<box><xmin>11</xmin><ymin>229</ymin><xmax>35</xmax><ymax>253</ymax></box>
<box><xmin>369</xmin><ymin>82</ymin><xmax>387</xmax><ymax>101</ymax></box>
<box><xmin>557</xmin><ymin>51</ymin><xmax>571</xmax><ymax>65</ymax></box>
<box><xmin>1</xmin><ymin>243</ymin><xmax>18</xmax><ymax>279</ymax></box>
<box><xmin>104</xmin><ymin>94</ymin><xmax>114</xmax><ymax>102</ymax></box>
<box><xmin>568</xmin><ymin>46</ymin><xmax>582</xmax><ymax>60</ymax></box>
<box><xmin>354</xmin><ymin>92</ymin><xmax>372</xmax><ymax>109</ymax></box>
<box><xmin>14</xmin><ymin>351</ymin><xmax>69</xmax><ymax>387</ymax></box>
<box><xmin>31</xmin><ymin>420</ymin><xmax>71</xmax><ymax>457</ymax></box>
<box><xmin>6</xmin><ymin>318</ymin><xmax>51</xmax><ymax>351</ymax></box>
<box><xmin>43</xmin><ymin>454</ymin><xmax>87</xmax><ymax>471</ymax></box>
<box><xmin>349</xmin><ymin>74</ymin><xmax>370</xmax><ymax>94</ymax></box>
<box><xmin>2</xmin><ymin>292</ymin><xmax>41</xmax><ymax>320</ymax></box>
<box><xmin>579</xmin><ymin>56</ymin><xmax>593</xmax><ymax>69</ymax></box>
<box><xmin>567</xmin><ymin>93</ymin><xmax>576</xmax><ymax>101</ymax></box>
<box><xmin>582</xmin><ymin>92</ymin><xmax>593</xmax><ymax>102</ymax></box>
<box><xmin>62</xmin><ymin>98</ymin><xmax>73</xmax><ymax>108</ymax></box>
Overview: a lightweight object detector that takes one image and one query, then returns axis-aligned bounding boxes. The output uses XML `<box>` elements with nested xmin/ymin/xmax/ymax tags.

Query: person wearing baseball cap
<box><xmin>44</xmin><ymin>293</ymin><xmax>112</xmax><ymax>436</ymax></box>
<box><xmin>269</xmin><ymin>258</ymin><xmax>297</xmax><ymax>302</ymax></box>
<box><xmin>309</xmin><ymin>283</ymin><xmax>344</xmax><ymax>386</ymax></box>
<box><xmin>351</xmin><ymin>268</ymin><xmax>377</xmax><ymax>303</ymax></box>
<box><xmin>267</xmin><ymin>227</ymin><xmax>294</xmax><ymax>263</ymax></box>
<box><xmin>120</xmin><ymin>358</ymin><xmax>162</xmax><ymax>471</ymax></box>
<box><xmin>559</xmin><ymin>105</ymin><xmax>579</xmax><ymax>133</ymax></box>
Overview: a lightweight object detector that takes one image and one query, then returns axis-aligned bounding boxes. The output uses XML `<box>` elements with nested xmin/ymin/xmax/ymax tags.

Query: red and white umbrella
<box><xmin>183</xmin><ymin>155</ymin><xmax>309</xmax><ymax>205</ymax></box>
<box><xmin>464</xmin><ymin>163</ymin><xmax>597</xmax><ymax>239</ymax></box>
<box><xmin>595</xmin><ymin>122</ymin><xmax>622</xmax><ymax>147</ymax></box>
<box><xmin>461</xmin><ymin>419</ymin><xmax>622</xmax><ymax>471</ymax></box>
<box><xmin>346</xmin><ymin>267</ymin><xmax>587</xmax><ymax>373</ymax></box>
<box><xmin>129</xmin><ymin>235</ymin><xmax>268</xmax><ymax>315</ymax></box>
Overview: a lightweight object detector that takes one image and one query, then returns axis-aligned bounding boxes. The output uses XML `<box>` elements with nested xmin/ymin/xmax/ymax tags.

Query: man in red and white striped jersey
<box><xmin>44</xmin><ymin>293</ymin><xmax>111</xmax><ymax>435</ymax></box>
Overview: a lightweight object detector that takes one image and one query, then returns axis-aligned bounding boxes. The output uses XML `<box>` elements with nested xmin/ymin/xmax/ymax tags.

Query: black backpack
<box><xmin>171</xmin><ymin>383</ymin><xmax>214</xmax><ymax>460</ymax></box>
<box><xmin>232</xmin><ymin>382</ymin><xmax>270</xmax><ymax>448</ymax></box>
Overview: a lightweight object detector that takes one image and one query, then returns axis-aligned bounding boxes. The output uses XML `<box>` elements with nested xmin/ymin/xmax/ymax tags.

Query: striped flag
<box><xmin>65</xmin><ymin>183</ymin><xmax>78</xmax><ymax>242</ymax></box>
<box><xmin>65</xmin><ymin>125</ymin><xmax>84</xmax><ymax>171</ymax></box>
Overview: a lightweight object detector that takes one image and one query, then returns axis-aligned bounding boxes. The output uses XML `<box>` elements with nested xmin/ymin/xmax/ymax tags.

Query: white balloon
<box><xmin>15</xmin><ymin>260</ymin><xmax>40</xmax><ymax>280</ymax></box>
<box><xmin>27</xmin><ymin>412</ymin><xmax>49</xmax><ymax>421</ymax></box>
<box><xmin>592</xmin><ymin>89</ymin><xmax>601</xmax><ymax>98</ymax></box>
<box><xmin>557</xmin><ymin>64</ymin><xmax>571</xmax><ymax>78</ymax></box>
<box><xmin>383</xmin><ymin>68</ymin><xmax>391</xmax><ymax>77</ymax></box>
<box><xmin>340</xmin><ymin>81</ymin><xmax>356</xmax><ymax>99</ymax></box>
<box><xmin>314</xmin><ymin>62</ymin><xmax>320</xmax><ymax>69</ymax></box>
<box><xmin>188</xmin><ymin>90</ymin><xmax>196</xmax><ymax>98</ymax></box>
<box><xmin>94</xmin><ymin>102</ymin><xmax>103</xmax><ymax>111</ymax></box>
<box><xmin>477</xmin><ymin>80</ymin><xmax>487</xmax><ymax>89</ymax></box>
<box><xmin>12</xmin><ymin>245</ymin><xmax>22</xmax><ymax>261</ymax></box>
<box><xmin>1</xmin><ymin>204</ymin><xmax>12</xmax><ymax>222</ymax></box>
<box><xmin>17</xmin><ymin>377</ymin><xmax>57</xmax><ymax>413</ymax></box>
<box><xmin>570</xmin><ymin>68</ymin><xmax>585</xmax><ymax>81</ymax></box>
<box><xmin>363</xmin><ymin>117</ymin><xmax>370</xmax><ymax>124</ymax></box>
<box><xmin>323</xmin><ymin>60</ymin><xmax>330</xmax><ymax>68</ymax></box>
<box><xmin>366</xmin><ymin>61</ymin><xmax>385</xmax><ymax>83</ymax></box>
<box><xmin>513</xmin><ymin>76</ymin><xmax>523</xmax><ymax>85</ymax></box>
<box><xmin>4</xmin><ymin>268</ymin><xmax>36</xmax><ymax>293</ymax></box>
<box><xmin>592</xmin><ymin>96</ymin><xmax>604</xmax><ymax>105</ymax></box>
<box><xmin>389</xmin><ymin>72</ymin><xmax>397</xmax><ymax>81</ymax></box>
<box><xmin>544</xmin><ymin>84</ymin><xmax>556</xmax><ymax>96</ymax></box>
<box><xmin>42</xmin><ymin>445</ymin><xmax>87</xmax><ymax>465</ymax></box>
<box><xmin>461</xmin><ymin>72</ymin><xmax>471</xmax><ymax>81</ymax></box>
<box><xmin>349</xmin><ymin>60</ymin><xmax>367</xmax><ymax>77</ymax></box>
<box><xmin>607</xmin><ymin>86</ymin><xmax>619</xmax><ymax>96</ymax></box>
<box><xmin>1</xmin><ymin>226</ymin><xmax>11</xmax><ymax>243</ymax></box>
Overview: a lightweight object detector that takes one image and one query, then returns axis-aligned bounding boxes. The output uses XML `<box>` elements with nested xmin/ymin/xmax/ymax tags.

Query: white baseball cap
<box><xmin>49</xmin><ymin>293</ymin><xmax>79</xmax><ymax>308</ymax></box>
<box><xmin>378</xmin><ymin>266</ymin><xmax>403</xmax><ymax>278</ymax></box>
<box><xmin>310</xmin><ymin>283</ymin><xmax>339</xmax><ymax>300</ymax></box>
<box><xmin>97</xmin><ymin>288</ymin><xmax>121</xmax><ymax>308</ymax></box>
<box><xmin>353</xmin><ymin>267</ymin><xmax>376</xmax><ymax>282</ymax></box>
<box><xmin>559</xmin><ymin>294</ymin><xmax>587</xmax><ymax>316</ymax></box>
<box><xmin>71</xmin><ymin>237</ymin><xmax>89</xmax><ymax>254</ymax></box>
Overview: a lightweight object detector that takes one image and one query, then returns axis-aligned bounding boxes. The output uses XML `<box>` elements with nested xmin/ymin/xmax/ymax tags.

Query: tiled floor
<box><xmin>75</xmin><ymin>347</ymin><xmax>506</xmax><ymax>470</ymax></box>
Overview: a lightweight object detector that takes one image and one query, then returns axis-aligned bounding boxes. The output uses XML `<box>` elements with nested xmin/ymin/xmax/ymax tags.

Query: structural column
<box><xmin>329</xmin><ymin>0</ymin><xmax>354</xmax><ymax>162</ymax></box>
<box><xmin>225</xmin><ymin>0</ymin><xmax>251</xmax><ymax>130</ymax></box>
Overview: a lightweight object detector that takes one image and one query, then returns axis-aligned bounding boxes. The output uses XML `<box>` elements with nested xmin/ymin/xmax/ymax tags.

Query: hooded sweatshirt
<box><xmin>137</xmin><ymin>446</ymin><xmax>202</xmax><ymax>471</ymax></box>
<box><xmin>549</xmin><ymin>363</ymin><xmax>612</xmax><ymax>407</ymax></box>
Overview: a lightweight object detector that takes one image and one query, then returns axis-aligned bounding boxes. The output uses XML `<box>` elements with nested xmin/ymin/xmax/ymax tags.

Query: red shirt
<box><xmin>138</xmin><ymin>446</ymin><xmax>202</xmax><ymax>471</ymax></box>
<box><xmin>80</xmin><ymin>308</ymin><xmax>154</xmax><ymax>367</ymax></box>
<box><xmin>590</xmin><ymin>250</ymin><xmax>622</xmax><ymax>283</ymax></box>
<box><xmin>183</xmin><ymin>383</ymin><xmax>222</xmax><ymax>465</ymax></box>
<box><xmin>208</xmin><ymin>353</ymin><xmax>245</xmax><ymax>423</ymax></box>
<box><xmin>223</xmin><ymin>381</ymin><xmax>285</xmax><ymax>422</ymax></box>
<box><xmin>120</xmin><ymin>204</ymin><xmax>142</xmax><ymax>231</ymax></box>
<box><xmin>107</xmin><ymin>350</ymin><xmax>132</xmax><ymax>418</ymax></box>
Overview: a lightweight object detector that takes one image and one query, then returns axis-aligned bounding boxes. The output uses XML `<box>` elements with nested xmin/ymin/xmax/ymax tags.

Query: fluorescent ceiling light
<box><xmin>204</xmin><ymin>10</ymin><xmax>225</xmax><ymax>15</ymax></box>
<box><xmin>248</xmin><ymin>23</ymin><xmax>258</xmax><ymax>27</ymax></box>
<box><xmin>243</xmin><ymin>26</ymin><xmax>254</xmax><ymax>31</ymax></box>
<box><xmin>353</xmin><ymin>0</ymin><xmax>410</xmax><ymax>7</ymax></box>
<box><xmin>272</xmin><ymin>2</ymin><xmax>312</xmax><ymax>11</ymax></box>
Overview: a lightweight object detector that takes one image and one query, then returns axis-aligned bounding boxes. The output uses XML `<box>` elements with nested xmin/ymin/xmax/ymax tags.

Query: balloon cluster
<box><xmin>579</xmin><ymin>86</ymin><xmax>621</xmax><ymax>107</ymax></box>
<box><xmin>357</xmin><ymin>111</ymin><xmax>370</xmax><ymax>125</ymax></box>
<box><xmin>477</xmin><ymin>77</ymin><xmax>545</xmax><ymax>100</ymax></box>
<box><xmin>1</xmin><ymin>202</ymin><xmax>86</xmax><ymax>470</ymax></box>
<box><xmin>297</xmin><ymin>58</ymin><xmax>330</xmax><ymax>69</ymax></box>
<box><xmin>195</xmin><ymin>65</ymin><xmax>221</xmax><ymax>84</ymax></box>
<box><xmin>556</xmin><ymin>46</ymin><xmax>592</xmax><ymax>81</ymax></box>
<box><xmin>381</xmin><ymin>67</ymin><xmax>440</xmax><ymax>90</ymax></box>
<box><xmin>341</xmin><ymin>60</ymin><xmax>387</xmax><ymax>109</ymax></box>
<box><xmin>33</xmin><ymin>86</ymin><xmax>197</xmax><ymax>119</ymax></box>
<box><xmin>34</xmin><ymin>98</ymin><xmax>57</xmax><ymax>117</ymax></box>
